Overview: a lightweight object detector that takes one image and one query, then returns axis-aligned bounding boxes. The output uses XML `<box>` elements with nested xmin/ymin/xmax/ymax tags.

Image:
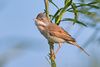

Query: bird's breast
<box><xmin>48</xmin><ymin>35</ymin><xmax>65</xmax><ymax>43</ymax></box>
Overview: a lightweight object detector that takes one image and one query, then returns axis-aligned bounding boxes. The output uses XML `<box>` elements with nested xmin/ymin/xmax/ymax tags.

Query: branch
<box><xmin>44</xmin><ymin>0</ymin><xmax>56</xmax><ymax>67</ymax></box>
<box><xmin>48</xmin><ymin>41</ymin><xmax>56</xmax><ymax>67</ymax></box>
<box><xmin>44</xmin><ymin>0</ymin><xmax>49</xmax><ymax>19</ymax></box>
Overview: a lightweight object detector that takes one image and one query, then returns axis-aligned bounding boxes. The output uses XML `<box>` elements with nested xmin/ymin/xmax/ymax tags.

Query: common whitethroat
<box><xmin>34</xmin><ymin>12</ymin><xmax>89</xmax><ymax>56</ymax></box>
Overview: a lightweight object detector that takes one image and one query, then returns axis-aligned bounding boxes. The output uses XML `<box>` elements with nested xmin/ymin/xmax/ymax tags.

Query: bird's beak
<box><xmin>33</xmin><ymin>18</ymin><xmax>37</xmax><ymax>22</ymax></box>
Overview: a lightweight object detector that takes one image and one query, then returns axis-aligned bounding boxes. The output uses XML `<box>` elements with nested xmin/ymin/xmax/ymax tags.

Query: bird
<box><xmin>34</xmin><ymin>12</ymin><xmax>89</xmax><ymax>56</ymax></box>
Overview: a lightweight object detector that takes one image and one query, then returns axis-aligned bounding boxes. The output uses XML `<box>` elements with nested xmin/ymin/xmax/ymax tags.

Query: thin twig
<box><xmin>44</xmin><ymin>0</ymin><xmax>56</xmax><ymax>67</ymax></box>
<box><xmin>44</xmin><ymin>0</ymin><xmax>49</xmax><ymax>19</ymax></box>
<box><xmin>48</xmin><ymin>41</ymin><xmax>56</xmax><ymax>67</ymax></box>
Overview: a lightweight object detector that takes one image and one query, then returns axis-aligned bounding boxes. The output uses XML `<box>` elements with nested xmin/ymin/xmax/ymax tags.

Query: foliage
<box><xmin>46</xmin><ymin>0</ymin><xmax>100</xmax><ymax>26</ymax></box>
<box><xmin>44</xmin><ymin>0</ymin><xmax>100</xmax><ymax>67</ymax></box>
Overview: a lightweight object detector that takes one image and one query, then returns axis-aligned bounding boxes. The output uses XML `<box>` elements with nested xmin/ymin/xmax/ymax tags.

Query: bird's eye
<box><xmin>41</xmin><ymin>18</ymin><xmax>44</xmax><ymax>20</ymax></box>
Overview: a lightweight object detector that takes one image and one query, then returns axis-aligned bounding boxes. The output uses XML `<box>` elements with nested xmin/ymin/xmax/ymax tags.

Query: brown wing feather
<box><xmin>46</xmin><ymin>23</ymin><xmax>75</xmax><ymax>42</ymax></box>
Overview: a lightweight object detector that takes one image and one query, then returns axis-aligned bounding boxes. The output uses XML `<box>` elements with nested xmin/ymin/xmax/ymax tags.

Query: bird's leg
<box><xmin>55</xmin><ymin>43</ymin><xmax>62</xmax><ymax>54</ymax></box>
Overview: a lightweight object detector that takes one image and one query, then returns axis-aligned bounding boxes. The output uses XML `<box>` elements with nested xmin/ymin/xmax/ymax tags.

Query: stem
<box><xmin>55</xmin><ymin>0</ymin><xmax>72</xmax><ymax>25</ymax></box>
<box><xmin>44</xmin><ymin>0</ymin><xmax>56</xmax><ymax>67</ymax></box>
<box><xmin>48</xmin><ymin>41</ymin><xmax>56</xmax><ymax>67</ymax></box>
<box><xmin>44</xmin><ymin>0</ymin><xmax>49</xmax><ymax>19</ymax></box>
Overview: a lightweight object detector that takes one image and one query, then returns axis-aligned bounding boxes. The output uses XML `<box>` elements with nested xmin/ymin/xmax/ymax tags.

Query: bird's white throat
<box><xmin>35</xmin><ymin>19</ymin><xmax>49</xmax><ymax>26</ymax></box>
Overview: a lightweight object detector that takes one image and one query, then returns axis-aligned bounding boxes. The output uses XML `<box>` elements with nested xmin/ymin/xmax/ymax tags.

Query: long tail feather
<box><xmin>74</xmin><ymin>43</ymin><xmax>90</xmax><ymax>56</ymax></box>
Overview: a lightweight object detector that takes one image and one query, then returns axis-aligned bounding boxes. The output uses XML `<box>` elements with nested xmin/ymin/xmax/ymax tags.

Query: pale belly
<box><xmin>47</xmin><ymin>35</ymin><xmax>65</xmax><ymax>43</ymax></box>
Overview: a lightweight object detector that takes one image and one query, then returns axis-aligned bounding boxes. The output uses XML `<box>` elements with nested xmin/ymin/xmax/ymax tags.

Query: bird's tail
<box><xmin>74</xmin><ymin>43</ymin><xmax>90</xmax><ymax>56</ymax></box>
<box><xmin>68</xmin><ymin>41</ymin><xmax>90</xmax><ymax>56</ymax></box>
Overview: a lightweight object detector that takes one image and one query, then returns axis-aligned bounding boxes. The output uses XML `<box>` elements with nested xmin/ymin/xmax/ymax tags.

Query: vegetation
<box><xmin>44</xmin><ymin>0</ymin><xmax>100</xmax><ymax>67</ymax></box>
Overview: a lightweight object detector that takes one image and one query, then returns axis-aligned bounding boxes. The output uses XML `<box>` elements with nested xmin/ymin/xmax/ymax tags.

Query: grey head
<box><xmin>36</xmin><ymin>13</ymin><xmax>50</xmax><ymax>23</ymax></box>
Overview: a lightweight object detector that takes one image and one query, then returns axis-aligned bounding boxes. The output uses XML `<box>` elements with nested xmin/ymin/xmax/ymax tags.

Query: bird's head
<box><xmin>35</xmin><ymin>13</ymin><xmax>50</xmax><ymax>26</ymax></box>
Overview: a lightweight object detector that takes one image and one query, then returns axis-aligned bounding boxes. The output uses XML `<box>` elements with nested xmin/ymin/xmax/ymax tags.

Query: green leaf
<box><xmin>61</xmin><ymin>18</ymin><xmax>87</xmax><ymax>26</ymax></box>
<box><xmin>48</xmin><ymin>0</ymin><xmax>59</xmax><ymax>9</ymax></box>
<box><xmin>79</xmin><ymin>4</ymin><xmax>100</xmax><ymax>9</ymax></box>
<box><xmin>88</xmin><ymin>5</ymin><xmax>100</xmax><ymax>9</ymax></box>
<box><xmin>71</xmin><ymin>2</ymin><xmax>78</xmax><ymax>23</ymax></box>
<box><xmin>49</xmin><ymin>14</ymin><xmax>53</xmax><ymax>20</ymax></box>
<box><xmin>65</xmin><ymin>0</ymin><xmax>69</xmax><ymax>5</ymax></box>
<box><xmin>55</xmin><ymin>15</ymin><xmax>60</xmax><ymax>25</ymax></box>
<box><xmin>79</xmin><ymin>10</ymin><xmax>96</xmax><ymax>16</ymax></box>
<box><xmin>55</xmin><ymin>0</ymin><xmax>72</xmax><ymax>25</ymax></box>
<box><xmin>52</xmin><ymin>8</ymin><xmax>63</xmax><ymax>20</ymax></box>
<box><xmin>64</xmin><ymin>0</ymin><xmax>72</xmax><ymax>6</ymax></box>
<box><xmin>67</xmin><ymin>1</ymin><xmax>100</xmax><ymax>11</ymax></box>
<box><xmin>88</xmin><ymin>1</ymin><xmax>98</xmax><ymax>4</ymax></box>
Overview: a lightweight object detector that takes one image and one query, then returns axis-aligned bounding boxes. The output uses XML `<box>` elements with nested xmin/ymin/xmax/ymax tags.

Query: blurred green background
<box><xmin>0</xmin><ymin>0</ymin><xmax>100</xmax><ymax>67</ymax></box>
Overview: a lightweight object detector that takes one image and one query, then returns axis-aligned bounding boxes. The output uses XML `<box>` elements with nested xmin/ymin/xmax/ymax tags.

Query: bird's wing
<box><xmin>47</xmin><ymin>23</ymin><xmax>75</xmax><ymax>42</ymax></box>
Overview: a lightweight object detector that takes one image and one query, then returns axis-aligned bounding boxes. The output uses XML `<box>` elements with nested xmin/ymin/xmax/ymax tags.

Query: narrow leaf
<box><xmin>55</xmin><ymin>0</ymin><xmax>72</xmax><ymax>25</ymax></box>
<box><xmin>88</xmin><ymin>5</ymin><xmax>100</xmax><ymax>9</ymax></box>
<box><xmin>67</xmin><ymin>2</ymin><xmax>100</xmax><ymax>11</ymax></box>
<box><xmin>79</xmin><ymin>10</ymin><xmax>96</xmax><ymax>16</ymax></box>
<box><xmin>71</xmin><ymin>2</ymin><xmax>78</xmax><ymax>23</ymax></box>
<box><xmin>88</xmin><ymin>1</ymin><xmax>98</xmax><ymax>4</ymax></box>
<box><xmin>49</xmin><ymin>14</ymin><xmax>53</xmax><ymax>20</ymax></box>
<box><xmin>52</xmin><ymin>8</ymin><xmax>63</xmax><ymax>20</ymax></box>
<box><xmin>55</xmin><ymin>15</ymin><xmax>60</xmax><ymax>25</ymax></box>
<box><xmin>61</xmin><ymin>18</ymin><xmax>87</xmax><ymax>26</ymax></box>
<box><xmin>48</xmin><ymin>0</ymin><xmax>59</xmax><ymax>9</ymax></box>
